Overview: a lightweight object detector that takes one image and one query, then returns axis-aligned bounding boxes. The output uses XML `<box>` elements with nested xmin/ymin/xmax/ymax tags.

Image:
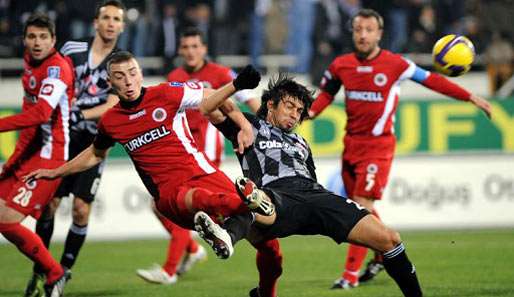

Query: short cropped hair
<box><xmin>257</xmin><ymin>73</ymin><xmax>315</xmax><ymax>122</ymax></box>
<box><xmin>23</xmin><ymin>13</ymin><xmax>55</xmax><ymax>37</ymax></box>
<box><xmin>106</xmin><ymin>51</ymin><xmax>136</xmax><ymax>74</ymax></box>
<box><xmin>351</xmin><ymin>8</ymin><xmax>384</xmax><ymax>29</ymax></box>
<box><xmin>179</xmin><ymin>27</ymin><xmax>206</xmax><ymax>44</ymax></box>
<box><xmin>95</xmin><ymin>0</ymin><xmax>126</xmax><ymax>19</ymax></box>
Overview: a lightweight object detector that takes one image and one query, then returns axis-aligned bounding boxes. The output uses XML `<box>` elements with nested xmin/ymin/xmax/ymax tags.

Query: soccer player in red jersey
<box><xmin>309</xmin><ymin>9</ymin><xmax>492</xmax><ymax>289</ymax></box>
<box><xmin>25</xmin><ymin>51</ymin><xmax>283</xmax><ymax>296</ymax></box>
<box><xmin>136</xmin><ymin>27</ymin><xmax>261</xmax><ymax>284</ymax></box>
<box><xmin>0</xmin><ymin>14</ymin><xmax>74</xmax><ymax>297</ymax></box>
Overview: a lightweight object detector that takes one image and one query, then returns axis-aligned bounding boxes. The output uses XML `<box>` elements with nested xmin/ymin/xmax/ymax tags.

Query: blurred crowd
<box><xmin>0</xmin><ymin>0</ymin><xmax>513</xmax><ymax>91</ymax></box>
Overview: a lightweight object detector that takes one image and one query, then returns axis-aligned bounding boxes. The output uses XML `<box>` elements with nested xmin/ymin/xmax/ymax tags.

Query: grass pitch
<box><xmin>1</xmin><ymin>229</ymin><xmax>514</xmax><ymax>297</ymax></box>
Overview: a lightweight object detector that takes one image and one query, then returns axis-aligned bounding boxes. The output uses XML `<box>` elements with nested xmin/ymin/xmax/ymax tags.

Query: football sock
<box><xmin>190</xmin><ymin>187</ymin><xmax>248</xmax><ymax>218</ymax></box>
<box><xmin>343</xmin><ymin>244</ymin><xmax>368</xmax><ymax>283</ymax></box>
<box><xmin>0</xmin><ymin>222</ymin><xmax>63</xmax><ymax>284</ymax></box>
<box><xmin>252</xmin><ymin>239</ymin><xmax>282</xmax><ymax>297</ymax></box>
<box><xmin>60</xmin><ymin>223</ymin><xmax>87</xmax><ymax>269</ymax></box>
<box><xmin>163</xmin><ymin>224</ymin><xmax>190</xmax><ymax>275</ymax></box>
<box><xmin>223</xmin><ymin>212</ymin><xmax>255</xmax><ymax>245</ymax></box>
<box><xmin>383</xmin><ymin>242</ymin><xmax>423</xmax><ymax>297</ymax></box>
<box><xmin>34</xmin><ymin>216</ymin><xmax>55</xmax><ymax>274</ymax></box>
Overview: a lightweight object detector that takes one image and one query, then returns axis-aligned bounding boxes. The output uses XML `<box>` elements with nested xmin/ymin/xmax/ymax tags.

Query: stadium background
<box><xmin>0</xmin><ymin>1</ymin><xmax>513</xmax><ymax>296</ymax></box>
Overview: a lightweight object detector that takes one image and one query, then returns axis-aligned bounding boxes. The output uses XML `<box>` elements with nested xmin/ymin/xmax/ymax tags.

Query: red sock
<box><xmin>190</xmin><ymin>187</ymin><xmax>248</xmax><ymax>218</ymax></box>
<box><xmin>343</xmin><ymin>244</ymin><xmax>368</xmax><ymax>284</ymax></box>
<box><xmin>0</xmin><ymin>222</ymin><xmax>63</xmax><ymax>284</ymax></box>
<box><xmin>187</xmin><ymin>237</ymin><xmax>199</xmax><ymax>253</ymax></box>
<box><xmin>156</xmin><ymin>213</ymin><xmax>176</xmax><ymax>233</ymax></box>
<box><xmin>252</xmin><ymin>239</ymin><xmax>282</xmax><ymax>297</ymax></box>
<box><xmin>162</xmin><ymin>222</ymin><xmax>191</xmax><ymax>276</ymax></box>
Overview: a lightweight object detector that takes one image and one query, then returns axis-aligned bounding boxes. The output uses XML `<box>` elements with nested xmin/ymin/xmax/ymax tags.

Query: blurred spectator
<box><xmin>485</xmin><ymin>31</ymin><xmax>514</xmax><ymax>95</ymax></box>
<box><xmin>66</xmin><ymin>0</ymin><xmax>95</xmax><ymax>39</ymax></box>
<box><xmin>211</xmin><ymin>0</ymin><xmax>252</xmax><ymax>56</ymax></box>
<box><xmin>285</xmin><ymin>0</ymin><xmax>317</xmax><ymax>74</ymax></box>
<box><xmin>160</xmin><ymin>1</ymin><xmax>178</xmax><ymax>72</ymax></box>
<box><xmin>406</xmin><ymin>4</ymin><xmax>435</xmax><ymax>53</ymax></box>
<box><xmin>249</xmin><ymin>0</ymin><xmax>272</xmax><ymax>69</ymax></box>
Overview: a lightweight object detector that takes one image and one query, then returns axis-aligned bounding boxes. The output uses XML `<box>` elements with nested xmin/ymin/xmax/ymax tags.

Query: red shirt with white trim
<box><xmin>0</xmin><ymin>50</ymin><xmax>74</xmax><ymax>176</ymax></box>
<box><xmin>94</xmin><ymin>82</ymin><xmax>218</xmax><ymax>198</ymax></box>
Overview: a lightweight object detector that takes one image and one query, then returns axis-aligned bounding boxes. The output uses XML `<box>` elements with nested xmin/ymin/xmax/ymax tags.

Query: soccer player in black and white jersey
<box><xmin>26</xmin><ymin>1</ymin><xmax>125</xmax><ymax>292</ymax></box>
<box><xmin>193</xmin><ymin>75</ymin><xmax>423</xmax><ymax>297</ymax></box>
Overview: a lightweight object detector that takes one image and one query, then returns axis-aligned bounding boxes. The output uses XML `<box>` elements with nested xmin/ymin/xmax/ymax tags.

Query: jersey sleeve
<box><xmin>0</xmin><ymin>77</ymin><xmax>67</xmax><ymax>132</ymax></box>
<box><xmin>166</xmin><ymin>81</ymin><xmax>205</xmax><ymax>110</ymax></box>
<box><xmin>214</xmin><ymin>112</ymin><xmax>256</xmax><ymax>144</ymax></box>
<box><xmin>93</xmin><ymin>120</ymin><xmax>115</xmax><ymax>150</ymax></box>
<box><xmin>401</xmin><ymin>57</ymin><xmax>471</xmax><ymax>101</ymax></box>
<box><xmin>310</xmin><ymin>61</ymin><xmax>343</xmax><ymax>116</ymax></box>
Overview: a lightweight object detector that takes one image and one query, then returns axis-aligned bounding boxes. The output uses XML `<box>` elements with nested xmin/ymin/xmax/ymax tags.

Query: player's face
<box><xmin>23</xmin><ymin>26</ymin><xmax>56</xmax><ymax>61</ymax></box>
<box><xmin>267</xmin><ymin>96</ymin><xmax>305</xmax><ymax>132</ymax></box>
<box><xmin>178</xmin><ymin>35</ymin><xmax>207</xmax><ymax>70</ymax></box>
<box><xmin>94</xmin><ymin>5</ymin><xmax>124</xmax><ymax>42</ymax></box>
<box><xmin>108</xmin><ymin>58</ymin><xmax>143</xmax><ymax>101</ymax></box>
<box><xmin>352</xmin><ymin>16</ymin><xmax>382</xmax><ymax>58</ymax></box>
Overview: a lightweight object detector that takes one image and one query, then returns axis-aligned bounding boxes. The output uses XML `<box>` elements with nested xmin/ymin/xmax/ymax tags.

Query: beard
<box><xmin>354</xmin><ymin>43</ymin><xmax>379</xmax><ymax>60</ymax></box>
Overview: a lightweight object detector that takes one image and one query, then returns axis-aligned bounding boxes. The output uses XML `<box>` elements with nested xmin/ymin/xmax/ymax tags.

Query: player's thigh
<box><xmin>347</xmin><ymin>214</ymin><xmax>400</xmax><ymax>252</ymax></box>
<box><xmin>2</xmin><ymin>176</ymin><xmax>62</xmax><ymax>219</ymax></box>
<box><xmin>190</xmin><ymin>170</ymin><xmax>237</xmax><ymax>194</ymax></box>
<box><xmin>353</xmin><ymin>158</ymin><xmax>393</xmax><ymax>200</ymax></box>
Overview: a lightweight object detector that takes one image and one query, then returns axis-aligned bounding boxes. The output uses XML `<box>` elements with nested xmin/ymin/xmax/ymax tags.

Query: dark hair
<box><xmin>257</xmin><ymin>74</ymin><xmax>315</xmax><ymax>122</ymax></box>
<box><xmin>23</xmin><ymin>13</ymin><xmax>55</xmax><ymax>37</ymax></box>
<box><xmin>351</xmin><ymin>8</ymin><xmax>384</xmax><ymax>29</ymax></box>
<box><xmin>95</xmin><ymin>0</ymin><xmax>126</xmax><ymax>19</ymax></box>
<box><xmin>179</xmin><ymin>27</ymin><xmax>206</xmax><ymax>44</ymax></box>
<box><xmin>107</xmin><ymin>51</ymin><xmax>135</xmax><ymax>74</ymax></box>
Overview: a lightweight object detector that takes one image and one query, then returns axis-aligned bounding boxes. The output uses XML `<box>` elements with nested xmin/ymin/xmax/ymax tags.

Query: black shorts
<box><xmin>54</xmin><ymin>161</ymin><xmax>105</xmax><ymax>203</ymax></box>
<box><xmin>258</xmin><ymin>177</ymin><xmax>369</xmax><ymax>244</ymax></box>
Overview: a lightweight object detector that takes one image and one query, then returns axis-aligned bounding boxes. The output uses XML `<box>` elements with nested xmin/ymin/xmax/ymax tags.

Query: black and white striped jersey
<box><xmin>60</xmin><ymin>38</ymin><xmax>118</xmax><ymax>136</ymax></box>
<box><xmin>216</xmin><ymin>113</ymin><xmax>317</xmax><ymax>188</ymax></box>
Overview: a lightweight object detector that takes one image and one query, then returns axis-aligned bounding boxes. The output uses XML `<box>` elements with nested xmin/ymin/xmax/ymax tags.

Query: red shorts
<box><xmin>155</xmin><ymin>170</ymin><xmax>240</xmax><ymax>229</ymax></box>
<box><xmin>342</xmin><ymin>156</ymin><xmax>393</xmax><ymax>200</ymax></box>
<box><xmin>0</xmin><ymin>159</ymin><xmax>63</xmax><ymax>219</ymax></box>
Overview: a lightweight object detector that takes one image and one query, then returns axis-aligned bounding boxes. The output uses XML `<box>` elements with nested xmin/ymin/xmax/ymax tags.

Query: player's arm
<box><xmin>218</xmin><ymin>99</ymin><xmax>254</xmax><ymax>153</ymax></box>
<box><xmin>406</xmin><ymin>61</ymin><xmax>492</xmax><ymax>118</ymax></box>
<box><xmin>23</xmin><ymin>144</ymin><xmax>108</xmax><ymax>181</ymax></box>
<box><xmin>309</xmin><ymin>67</ymin><xmax>343</xmax><ymax>119</ymax></box>
<box><xmin>199</xmin><ymin>65</ymin><xmax>260</xmax><ymax>115</ymax></box>
<box><xmin>23</xmin><ymin>127</ymin><xmax>114</xmax><ymax>181</ymax></box>
<box><xmin>0</xmin><ymin>77</ymin><xmax>68</xmax><ymax>132</ymax></box>
<box><xmin>78</xmin><ymin>94</ymin><xmax>120</xmax><ymax>121</ymax></box>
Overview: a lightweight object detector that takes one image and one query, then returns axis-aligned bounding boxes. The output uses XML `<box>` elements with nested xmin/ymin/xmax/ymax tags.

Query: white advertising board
<box><xmin>3</xmin><ymin>154</ymin><xmax>513</xmax><ymax>243</ymax></box>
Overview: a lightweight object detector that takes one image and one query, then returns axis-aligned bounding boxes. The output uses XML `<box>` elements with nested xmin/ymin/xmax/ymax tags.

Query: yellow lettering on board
<box><xmin>428</xmin><ymin>103</ymin><xmax>477</xmax><ymax>153</ymax></box>
<box><xmin>395</xmin><ymin>103</ymin><xmax>421</xmax><ymax>155</ymax></box>
<box><xmin>0</xmin><ymin>110</ymin><xmax>16</xmax><ymax>161</ymax></box>
<box><xmin>490</xmin><ymin>103</ymin><xmax>514</xmax><ymax>152</ymax></box>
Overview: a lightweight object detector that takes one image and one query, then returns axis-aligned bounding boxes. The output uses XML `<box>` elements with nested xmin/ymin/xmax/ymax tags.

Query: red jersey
<box><xmin>311</xmin><ymin>50</ymin><xmax>471</xmax><ymax>160</ymax></box>
<box><xmin>0</xmin><ymin>50</ymin><xmax>74</xmax><ymax>176</ymax></box>
<box><xmin>94</xmin><ymin>82</ymin><xmax>217</xmax><ymax>198</ymax></box>
<box><xmin>167</xmin><ymin>62</ymin><xmax>253</xmax><ymax>164</ymax></box>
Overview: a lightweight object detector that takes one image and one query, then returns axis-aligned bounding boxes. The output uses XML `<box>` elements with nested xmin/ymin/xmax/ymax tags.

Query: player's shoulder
<box><xmin>167</xmin><ymin>67</ymin><xmax>187</xmax><ymax>81</ymax></box>
<box><xmin>41</xmin><ymin>52</ymin><xmax>73</xmax><ymax>81</ymax></box>
<box><xmin>379</xmin><ymin>50</ymin><xmax>409</xmax><ymax>64</ymax></box>
<box><xmin>206</xmin><ymin>62</ymin><xmax>231</xmax><ymax>73</ymax></box>
<box><xmin>60</xmin><ymin>38</ymin><xmax>90</xmax><ymax>56</ymax></box>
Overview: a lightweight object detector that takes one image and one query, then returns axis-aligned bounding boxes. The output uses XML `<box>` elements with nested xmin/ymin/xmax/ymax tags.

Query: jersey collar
<box><xmin>119</xmin><ymin>87</ymin><xmax>146</xmax><ymax>109</ymax></box>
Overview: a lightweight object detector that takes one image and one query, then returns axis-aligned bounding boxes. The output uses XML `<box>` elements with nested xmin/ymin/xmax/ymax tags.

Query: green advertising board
<box><xmin>0</xmin><ymin>99</ymin><xmax>513</xmax><ymax>161</ymax></box>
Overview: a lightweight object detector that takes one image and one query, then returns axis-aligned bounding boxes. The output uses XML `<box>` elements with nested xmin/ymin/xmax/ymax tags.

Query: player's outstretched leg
<box><xmin>24</xmin><ymin>272</ymin><xmax>45</xmax><ymax>297</ymax></box>
<box><xmin>235</xmin><ymin>177</ymin><xmax>275</xmax><ymax>216</ymax></box>
<box><xmin>194</xmin><ymin>211</ymin><xmax>234</xmax><ymax>259</ymax></box>
<box><xmin>347</xmin><ymin>215</ymin><xmax>422</xmax><ymax>297</ymax></box>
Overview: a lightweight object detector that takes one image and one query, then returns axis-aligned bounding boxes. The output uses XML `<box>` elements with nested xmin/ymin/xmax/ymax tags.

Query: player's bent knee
<box><xmin>72</xmin><ymin>198</ymin><xmax>91</xmax><ymax>224</ymax></box>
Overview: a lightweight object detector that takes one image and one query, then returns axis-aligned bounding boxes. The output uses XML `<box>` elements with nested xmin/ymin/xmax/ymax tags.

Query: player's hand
<box><xmin>22</xmin><ymin>168</ymin><xmax>60</xmax><ymax>182</ymax></box>
<box><xmin>233</xmin><ymin>65</ymin><xmax>260</xmax><ymax>91</ymax></box>
<box><xmin>235</xmin><ymin>124</ymin><xmax>254</xmax><ymax>154</ymax></box>
<box><xmin>469</xmin><ymin>95</ymin><xmax>492</xmax><ymax>119</ymax></box>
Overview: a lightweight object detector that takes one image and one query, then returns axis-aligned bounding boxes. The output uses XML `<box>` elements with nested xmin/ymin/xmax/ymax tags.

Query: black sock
<box><xmin>383</xmin><ymin>242</ymin><xmax>423</xmax><ymax>297</ymax></box>
<box><xmin>223</xmin><ymin>212</ymin><xmax>255</xmax><ymax>245</ymax></box>
<box><xmin>60</xmin><ymin>223</ymin><xmax>88</xmax><ymax>269</ymax></box>
<box><xmin>33</xmin><ymin>216</ymin><xmax>55</xmax><ymax>274</ymax></box>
